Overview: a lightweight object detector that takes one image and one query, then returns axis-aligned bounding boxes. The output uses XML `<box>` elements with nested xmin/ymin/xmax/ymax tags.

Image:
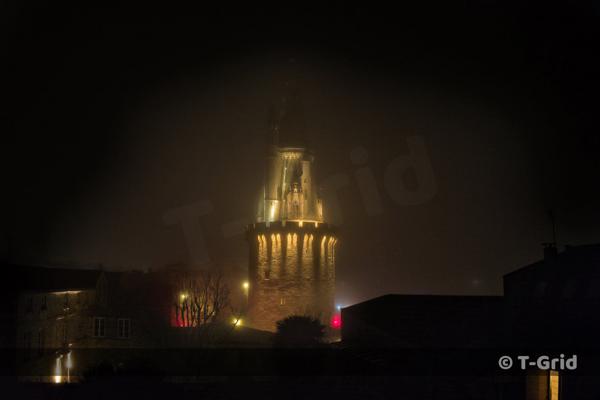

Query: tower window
<box><xmin>280</xmin><ymin>297</ymin><xmax>286</xmax><ymax>305</ymax></box>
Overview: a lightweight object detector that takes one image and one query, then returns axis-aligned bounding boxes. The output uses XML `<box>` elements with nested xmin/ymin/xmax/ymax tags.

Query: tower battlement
<box><xmin>247</xmin><ymin>220</ymin><xmax>336</xmax><ymax>232</ymax></box>
<box><xmin>246</xmin><ymin>222</ymin><xmax>337</xmax><ymax>331</ymax></box>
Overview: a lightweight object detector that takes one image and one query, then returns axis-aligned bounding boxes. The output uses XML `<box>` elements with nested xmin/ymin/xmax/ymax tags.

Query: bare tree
<box><xmin>173</xmin><ymin>269</ymin><xmax>230</xmax><ymax>328</ymax></box>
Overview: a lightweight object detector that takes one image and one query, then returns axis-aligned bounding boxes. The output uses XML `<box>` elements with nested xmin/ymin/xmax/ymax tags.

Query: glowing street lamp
<box><xmin>53</xmin><ymin>356</ymin><xmax>62</xmax><ymax>384</ymax></box>
<box><xmin>242</xmin><ymin>281</ymin><xmax>249</xmax><ymax>305</ymax></box>
<box><xmin>65</xmin><ymin>351</ymin><xmax>72</xmax><ymax>383</ymax></box>
<box><xmin>232</xmin><ymin>317</ymin><xmax>242</xmax><ymax>328</ymax></box>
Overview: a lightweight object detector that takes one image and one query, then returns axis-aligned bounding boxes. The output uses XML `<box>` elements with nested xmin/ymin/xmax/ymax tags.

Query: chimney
<box><xmin>542</xmin><ymin>242</ymin><xmax>558</xmax><ymax>260</ymax></box>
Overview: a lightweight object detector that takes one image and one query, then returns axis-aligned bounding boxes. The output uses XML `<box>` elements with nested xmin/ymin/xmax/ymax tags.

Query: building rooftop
<box><xmin>12</xmin><ymin>264</ymin><xmax>102</xmax><ymax>293</ymax></box>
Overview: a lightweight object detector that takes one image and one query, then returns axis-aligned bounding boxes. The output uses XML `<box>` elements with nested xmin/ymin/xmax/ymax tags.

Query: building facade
<box><xmin>13</xmin><ymin>266</ymin><xmax>173</xmax><ymax>382</ymax></box>
<box><xmin>14</xmin><ymin>267</ymin><xmax>103</xmax><ymax>382</ymax></box>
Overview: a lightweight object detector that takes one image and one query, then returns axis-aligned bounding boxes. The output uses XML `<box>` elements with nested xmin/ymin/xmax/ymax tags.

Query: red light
<box><xmin>330</xmin><ymin>314</ymin><xmax>342</xmax><ymax>329</ymax></box>
<box><xmin>170</xmin><ymin>309</ymin><xmax>188</xmax><ymax>327</ymax></box>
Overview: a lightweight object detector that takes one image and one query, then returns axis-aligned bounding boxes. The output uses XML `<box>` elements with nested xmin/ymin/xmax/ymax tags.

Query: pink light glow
<box><xmin>331</xmin><ymin>314</ymin><xmax>342</xmax><ymax>329</ymax></box>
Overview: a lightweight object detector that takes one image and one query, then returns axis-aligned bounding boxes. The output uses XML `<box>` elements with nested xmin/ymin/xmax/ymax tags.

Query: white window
<box><xmin>93</xmin><ymin>317</ymin><xmax>105</xmax><ymax>337</ymax></box>
<box><xmin>117</xmin><ymin>318</ymin><xmax>130</xmax><ymax>339</ymax></box>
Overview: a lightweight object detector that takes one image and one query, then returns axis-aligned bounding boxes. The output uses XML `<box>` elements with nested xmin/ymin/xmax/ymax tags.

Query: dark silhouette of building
<box><xmin>341</xmin><ymin>243</ymin><xmax>600</xmax><ymax>400</ymax></box>
<box><xmin>504</xmin><ymin>243</ymin><xmax>600</xmax><ymax>349</ymax></box>
<box><xmin>342</xmin><ymin>294</ymin><xmax>503</xmax><ymax>348</ymax></box>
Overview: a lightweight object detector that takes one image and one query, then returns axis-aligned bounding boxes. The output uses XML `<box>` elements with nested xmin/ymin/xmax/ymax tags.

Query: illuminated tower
<box><xmin>246</xmin><ymin>89</ymin><xmax>338</xmax><ymax>332</ymax></box>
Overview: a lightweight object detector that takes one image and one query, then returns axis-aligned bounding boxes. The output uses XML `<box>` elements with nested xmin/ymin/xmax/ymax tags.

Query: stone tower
<box><xmin>246</xmin><ymin>89</ymin><xmax>338</xmax><ymax>332</ymax></box>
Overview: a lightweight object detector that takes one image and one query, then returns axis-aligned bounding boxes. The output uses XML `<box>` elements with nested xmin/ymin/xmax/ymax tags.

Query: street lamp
<box><xmin>241</xmin><ymin>281</ymin><xmax>250</xmax><ymax>310</ymax></box>
<box><xmin>54</xmin><ymin>356</ymin><xmax>62</xmax><ymax>384</ymax></box>
<box><xmin>242</xmin><ymin>281</ymin><xmax>249</xmax><ymax>302</ymax></box>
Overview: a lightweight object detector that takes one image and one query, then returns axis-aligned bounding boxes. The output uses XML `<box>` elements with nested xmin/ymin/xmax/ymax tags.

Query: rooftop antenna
<box><xmin>548</xmin><ymin>209</ymin><xmax>557</xmax><ymax>246</ymax></box>
<box><xmin>267</xmin><ymin>82</ymin><xmax>290</xmax><ymax>146</ymax></box>
<box><xmin>268</xmin><ymin>57</ymin><xmax>303</xmax><ymax>147</ymax></box>
<box><xmin>543</xmin><ymin>210</ymin><xmax>558</xmax><ymax>260</ymax></box>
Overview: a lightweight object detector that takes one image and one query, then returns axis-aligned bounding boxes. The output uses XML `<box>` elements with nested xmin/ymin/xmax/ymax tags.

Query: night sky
<box><xmin>4</xmin><ymin>2</ymin><xmax>600</xmax><ymax>305</ymax></box>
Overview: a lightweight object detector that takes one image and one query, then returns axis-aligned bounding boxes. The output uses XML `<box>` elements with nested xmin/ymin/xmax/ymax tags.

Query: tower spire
<box><xmin>267</xmin><ymin>58</ymin><xmax>307</xmax><ymax>149</ymax></box>
<box><xmin>278</xmin><ymin>82</ymin><xmax>307</xmax><ymax>148</ymax></box>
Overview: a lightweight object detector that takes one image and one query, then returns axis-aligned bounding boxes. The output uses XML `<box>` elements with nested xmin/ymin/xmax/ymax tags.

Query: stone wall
<box><xmin>247</xmin><ymin>221</ymin><xmax>337</xmax><ymax>331</ymax></box>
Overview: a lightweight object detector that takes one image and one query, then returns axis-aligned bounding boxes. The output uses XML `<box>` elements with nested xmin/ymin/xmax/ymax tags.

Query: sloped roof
<box><xmin>342</xmin><ymin>294</ymin><xmax>503</xmax><ymax>347</ymax></box>
<box><xmin>344</xmin><ymin>293</ymin><xmax>502</xmax><ymax>313</ymax></box>
<box><xmin>504</xmin><ymin>243</ymin><xmax>600</xmax><ymax>278</ymax></box>
<box><xmin>14</xmin><ymin>264</ymin><xmax>102</xmax><ymax>293</ymax></box>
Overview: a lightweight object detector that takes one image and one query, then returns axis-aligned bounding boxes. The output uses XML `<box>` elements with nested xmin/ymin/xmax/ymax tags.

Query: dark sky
<box><xmin>4</xmin><ymin>1</ymin><xmax>600</xmax><ymax>305</ymax></box>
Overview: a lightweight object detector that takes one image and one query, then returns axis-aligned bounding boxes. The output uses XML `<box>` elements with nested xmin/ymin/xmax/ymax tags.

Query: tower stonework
<box><xmin>246</xmin><ymin>124</ymin><xmax>338</xmax><ymax>332</ymax></box>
